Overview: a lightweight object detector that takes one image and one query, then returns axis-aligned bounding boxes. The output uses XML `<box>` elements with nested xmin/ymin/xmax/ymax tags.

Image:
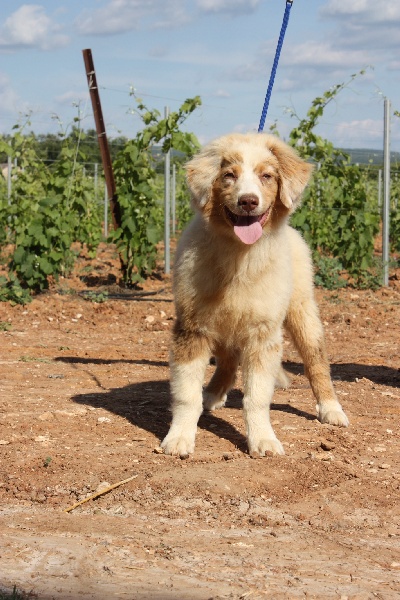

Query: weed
<box><xmin>19</xmin><ymin>356</ymin><xmax>52</xmax><ymax>363</ymax></box>
<box><xmin>0</xmin><ymin>585</ymin><xmax>37</xmax><ymax>600</ymax></box>
<box><xmin>82</xmin><ymin>290</ymin><xmax>109</xmax><ymax>303</ymax></box>
<box><xmin>0</xmin><ymin>274</ymin><xmax>32</xmax><ymax>306</ymax></box>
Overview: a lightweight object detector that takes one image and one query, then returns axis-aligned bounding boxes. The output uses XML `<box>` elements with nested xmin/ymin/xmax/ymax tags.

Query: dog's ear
<box><xmin>267</xmin><ymin>136</ymin><xmax>313</xmax><ymax>212</ymax></box>
<box><xmin>185</xmin><ymin>145</ymin><xmax>221</xmax><ymax>208</ymax></box>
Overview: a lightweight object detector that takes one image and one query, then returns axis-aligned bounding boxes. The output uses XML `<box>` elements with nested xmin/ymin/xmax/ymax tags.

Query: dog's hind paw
<box><xmin>160</xmin><ymin>434</ymin><xmax>195</xmax><ymax>458</ymax></box>
<box><xmin>275</xmin><ymin>367</ymin><xmax>291</xmax><ymax>390</ymax></box>
<box><xmin>248</xmin><ymin>437</ymin><xmax>285</xmax><ymax>457</ymax></box>
<box><xmin>317</xmin><ymin>402</ymin><xmax>349</xmax><ymax>427</ymax></box>
<box><xmin>203</xmin><ymin>391</ymin><xmax>227</xmax><ymax>411</ymax></box>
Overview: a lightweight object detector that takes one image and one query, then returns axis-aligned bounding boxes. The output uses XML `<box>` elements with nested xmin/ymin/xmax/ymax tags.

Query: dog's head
<box><xmin>186</xmin><ymin>133</ymin><xmax>313</xmax><ymax>244</ymax></box>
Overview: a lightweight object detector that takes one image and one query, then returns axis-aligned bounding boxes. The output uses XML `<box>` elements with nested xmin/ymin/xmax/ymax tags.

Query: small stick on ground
<box><xmin>63</xmin><ymin>475</ymin><xmax>138</xmax><ymax>513</ymax></box>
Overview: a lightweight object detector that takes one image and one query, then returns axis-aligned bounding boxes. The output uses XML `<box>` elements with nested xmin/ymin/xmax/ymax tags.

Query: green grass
<box><xmin>0</xmin><ymin>586</ymin><xmax>37</xmax><ymax>600</ymax></box>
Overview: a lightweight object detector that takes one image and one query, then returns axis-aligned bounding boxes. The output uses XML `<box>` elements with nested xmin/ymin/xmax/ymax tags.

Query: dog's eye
<box><xmin>261</xmin><ymin>173</ymin><xmax>272</xmax><ymax>181</ymax></box>
<box><xmin>223</xmin><ymin>171</ymin><xmax>236</xmax><ymax>181</ymax></box>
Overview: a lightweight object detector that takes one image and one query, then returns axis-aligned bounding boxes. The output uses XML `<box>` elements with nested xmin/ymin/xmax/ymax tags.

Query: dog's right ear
<box><xmin>185</xmin><ymin>146</ymin><xmax>221</xmax><ymax>208</ymax></box>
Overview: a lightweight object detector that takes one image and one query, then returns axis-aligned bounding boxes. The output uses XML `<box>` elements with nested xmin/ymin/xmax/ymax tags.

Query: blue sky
<box><xmin>1</xmin><ymin>0</ymin><xmax>399</xmax><ymax>150</ymax></box>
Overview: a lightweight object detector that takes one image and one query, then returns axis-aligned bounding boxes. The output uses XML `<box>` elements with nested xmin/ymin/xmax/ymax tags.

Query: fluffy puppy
<box><xmin>161</xmin><ymin>133</ymin><xmax>348</xmax><ymax>458</ymax></box>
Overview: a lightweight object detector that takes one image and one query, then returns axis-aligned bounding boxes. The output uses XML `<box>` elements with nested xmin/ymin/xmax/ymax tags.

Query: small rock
<box><xmin>38</xmin><ymin>412</ymin><xmax>54</xmax><ymax>421</ymax></box>
<box><xmin>34</xmin><ymin>435</ymin><xmax>49</xmax><ymax>442</ymax></box>
<box><xmin>96</xmin><ymin>482</ymin><xmax>111</xmax><ymax>493</ymax></box>
<box><xmin>0</xmin><ymin>440</ymin><xmax>10</xmax><ymax>445</ymax></box>
<box><xmin>379</xmin><ymin>464</ymin><xmax>391</xmax><ymax>470</ymax></box>
<box><xmin>153</xmin><ymin>446</ymin><xmax>164</xmax><ymax>454</ymax></box>
<box><xmin>97</xmin><ymin>417</ymin><xmax>111</xmax><ymax>423</ymax></box>
<box><xmin>145</xmin><ymin>315</ymin><xmax>155</xmax><ymax>323</ymax></box>
<box><xmin>222</xmin><ymin>452</ymin><xmax>234</xmax><ymax>461</ymax></box>
<box><xmin>321</xmin><ymin>440</ymin><xmax>335</xmax><ymax>451</ymax></box>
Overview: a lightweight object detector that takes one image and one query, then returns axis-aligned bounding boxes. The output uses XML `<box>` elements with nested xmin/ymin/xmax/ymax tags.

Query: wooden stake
<box><xmin>82</xmin><ymin>48</ymin><xmax>121</xmax><ymax>231</ymax></box>
<box><xmin>63</xmin><ymin>475</ymin><xmax>138</xmax><ymax>513</ymax></box>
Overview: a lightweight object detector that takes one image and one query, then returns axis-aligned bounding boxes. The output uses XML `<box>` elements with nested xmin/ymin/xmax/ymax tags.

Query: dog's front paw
<box><xmin>160</xmin><ymin>433</ymin><xmax>195</xmax><ymax>458</ymax></box>
<box><xmin>317</xmin><ymin>402</ymin><xmax>349</xmax><ymax>427</ymax></box>
<box><xmin>203</xmin><ymin>390</ymin><xmax>227</xmax><ymax>411</ymax></box>
<box><xmin>248</xmin><ymin>437</ymin><xmax>285</xmax><ymax>457</ymax></box>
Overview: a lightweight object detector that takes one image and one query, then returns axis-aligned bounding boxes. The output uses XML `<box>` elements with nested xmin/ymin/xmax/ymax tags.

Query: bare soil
<box><xmin>0</xmin><ymin>246</ymin><xmax>399</xmax><ymax>600</ymax></box>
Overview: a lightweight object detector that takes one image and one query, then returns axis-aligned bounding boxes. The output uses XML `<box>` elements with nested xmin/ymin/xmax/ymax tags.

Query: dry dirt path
<box><xmin>0</xmin><ymin>275</ymin><xmax>399</xmax><ymax>599</ymax></box>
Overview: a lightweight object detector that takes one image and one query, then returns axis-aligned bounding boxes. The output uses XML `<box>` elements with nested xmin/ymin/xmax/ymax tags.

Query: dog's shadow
<box><xmin>67</xmin><ymin>358</ymin><xmax>399</xmax><ymax>450</ymax></box>
<box><xmin>70</xmin><ymin>371</ymin><xmax>315</xmax><ymax>453</ymax></box>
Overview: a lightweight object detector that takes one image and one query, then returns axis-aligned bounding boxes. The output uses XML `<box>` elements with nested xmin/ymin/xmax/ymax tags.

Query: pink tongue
<box><xmin>234</xmin><ymin>221</ymin><xmax>262</xmax><ymax>244</ymax></box>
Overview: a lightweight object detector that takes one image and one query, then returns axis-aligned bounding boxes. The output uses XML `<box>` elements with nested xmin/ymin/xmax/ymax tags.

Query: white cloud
<box><xmin>0</xmin><ymin>5</ymin><xmax>69</xmax><ymax>52</ymax></box>
<box><xmin>214</xmin><ymin>89</ymin><xmax>230</xmax><ymax>98</ymax></box>
<box><xmin>230</xmin><ymin>38</ymin><xmax>368</xmax><ymax>87</ymax></box>
<box><xmin>197</xmin><ymin>0</ymin><xmax>260</xmax><ymax>15</ymax></box>
<box><xmin>321</xmin><ymin>0</ymin><xmax>400</xmax><ymax>24</ymax></box>
<box><xmin>55</xmin><ymin>90</ymin><xmax>90</xmax><ymax>106</ymax></box>
<box><xmin>282</xmin><ymin>41</ymin><xmax>368</xmax><ymax>69</ymax></box>
<box><xmin>320</xmin><ymin>0</ymin><xmax>400</xmax><ymax>51</ymax></box>
<box><xmin>0</xmin><ymin>72</ymin><xmax>27</xmax><ymax>114</ymax></box>
<box><xmin>334</xmin><ymin>118</ymin><xmax>384</xmax><ymax>147</ymax></box>
<box><xmin>77</xmin><ymin>0</ymin><xmax>190</xmax><ymax>35</ymax></box>
<box><xmin>77</xmin><ymin>0</ymin><xmax>262</xmax><ymax>35</ymax></box>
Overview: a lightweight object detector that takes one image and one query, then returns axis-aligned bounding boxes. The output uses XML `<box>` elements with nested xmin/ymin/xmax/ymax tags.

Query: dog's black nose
<box><xmin>238</xmin><ymin>194</ymin><xmax>259</xmax><ymax>213</ymax></box>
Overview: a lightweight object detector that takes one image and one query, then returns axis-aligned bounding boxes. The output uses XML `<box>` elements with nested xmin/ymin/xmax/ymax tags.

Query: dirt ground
<box><xmin>0</xmin><ymin>246</ymin><xmax>399</xmax><ymax>600</ymax></box>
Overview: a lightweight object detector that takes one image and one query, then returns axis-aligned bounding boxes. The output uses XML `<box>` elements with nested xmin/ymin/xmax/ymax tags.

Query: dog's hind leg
<box><xmin>161</xmin><ymin>330</ymin><xmax>210</xmax><ymax>458</ymax></box>
<box><xmin>203</xmin><ymin>349</ymin><xmax>239</xmax><ymax>411</ymax></box>
<box><xmin>285</xmin><ymin>298</ymin><xmax>349</xmax><ymax>428</ymax></box>
<box><xmin>275</xmin><ymin>365</ymin><xmax>291</xmax><ymax>389</ymax></box>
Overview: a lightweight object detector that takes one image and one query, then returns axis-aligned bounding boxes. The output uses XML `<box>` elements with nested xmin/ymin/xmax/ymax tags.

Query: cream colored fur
<box><xmin>161</xmin><ymin>132</ymin><xmax>348</xmax><ymax>458</ymax></box>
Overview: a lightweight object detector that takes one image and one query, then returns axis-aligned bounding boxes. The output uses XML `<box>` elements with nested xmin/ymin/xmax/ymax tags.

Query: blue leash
<box><xmin>258</xmin><ymin>1</ymin><xmax>293</xmax><ymax>133</ymax></box>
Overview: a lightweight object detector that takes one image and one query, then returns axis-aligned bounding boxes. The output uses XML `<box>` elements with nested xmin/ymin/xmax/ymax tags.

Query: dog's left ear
<box><xmin>267</xmin><ymin>137</ymin><xmax>313</xmax><ymax>212</ymax></box>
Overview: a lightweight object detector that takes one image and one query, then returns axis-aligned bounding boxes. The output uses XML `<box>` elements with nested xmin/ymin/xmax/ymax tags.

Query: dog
<box><xmin>161</xmin><ymin>132</ymin><xmax>349</xmax><ymax>458</ymax></box>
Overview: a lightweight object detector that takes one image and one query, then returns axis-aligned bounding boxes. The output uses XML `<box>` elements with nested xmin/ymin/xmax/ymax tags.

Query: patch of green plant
<box><xmin>312</xmin><ymin>255</ymin><xmax>347</xmax><ymax>289</ymax></box>
<box><xmin>0</xmin><ymin>585</ymin><xmax>37</xmax><ymax>600</ymax></box>
<box><xmin>9</xmin><ymin>195</ymin><xmax>76</xmax><ymax>291</ymax></box>
<box><xmin>390</xmin><ymin>208</ymin><xmax>400</xmax><ymax>253</ymax></box>
<box><xmin>0</xmin><ymin>321</ymin><xmax>12</xmax><ymax>331</ymax></box>
<box><xmin>288</xmin><ymin>70</ymin><xmax>381</xmax><ymax>288</ymax></box>
<box><xmin>324</xmin><ymin>293</ymin><xmax>342</xmax><ymax>305</ymax></box>
<box><xmin>82</xmin><ymin>290</ymin><xmax>109</xmax><ymax>303</ymax></box>
<box><xmin>0</xmin><ymin>274</ymin><xmax>32</xmax><ymax>305</ymax></box>
<box><xmin>19</xmin><ymin>355</ymin><xmax>52</xmax><ymax>363</ymax></box>
<box><xmin>0</xmin><ymin>118</ymin><xmax>103</xmax><ymax>292</ymax></box>
<box><xmin>112</xmin><ymin>95</ymin><xmax>201</xmax><ymax>284</ymax></box>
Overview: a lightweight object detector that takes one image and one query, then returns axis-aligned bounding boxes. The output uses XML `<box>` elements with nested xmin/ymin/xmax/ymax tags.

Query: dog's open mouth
<box><xmin>225</xmin><ymin>206</ymin><xmax>271</xmax><ymax>245</ymax></box>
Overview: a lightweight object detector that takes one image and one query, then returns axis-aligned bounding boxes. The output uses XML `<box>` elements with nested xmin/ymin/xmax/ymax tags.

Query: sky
<box><xmin>1</xmin><ymin>0</ymin><xmax>400</xmax><ymax>151</ymax></box>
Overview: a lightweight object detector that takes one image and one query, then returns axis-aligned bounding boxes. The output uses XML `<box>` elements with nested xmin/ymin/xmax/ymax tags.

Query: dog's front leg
<box><xmin>161</xmin><ymin>332</ymin><xmax>210</xmax><ymax>458</ymax></box>
<box><xmin>285</xmin><ymin>301</ymin><xmax>349</xmax><ymax>427</ymax></box>
<box><xmin>242</xmin><ymin>336</ymin><xmax>285</xmax><ymax>456</ymax></box>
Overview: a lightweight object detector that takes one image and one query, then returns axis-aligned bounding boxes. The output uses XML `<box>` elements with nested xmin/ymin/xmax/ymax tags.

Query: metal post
<box><xmin>377</xmin><ymin>169</ymin><xmax>382</xmax><ymax>210</ymax></box>
<box><xmin>382</xmin><ymin>98</ymin><xmax>391</xmax><ymax>287</ymax></box>
<box><xmin>164</xmin><ymin>107</ymin><xmax>171</xmax><ymax>274</ymax></box>
<box><xmin>104</xmin><ymin>183</ymin><xmax>108</xmax><ymax>238</ymax></box>
<box><xmin>7</xmin><ymin>156</ymin><xmax>12</xmax><ymax>202</ymax></box>
<box><xmin>172</xmin><ymin>163</ymin><xmax>176</xmax><ymax>236</ymax></box>
<box><xmin>94</xmin><ymin>163</ymin><xmax>98</xmax><ymax>202</ymax></box>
